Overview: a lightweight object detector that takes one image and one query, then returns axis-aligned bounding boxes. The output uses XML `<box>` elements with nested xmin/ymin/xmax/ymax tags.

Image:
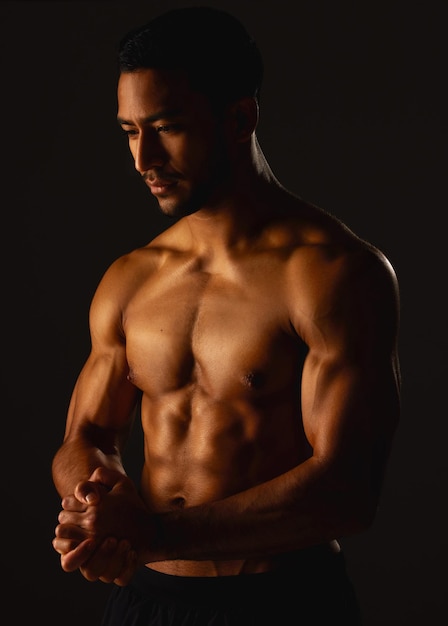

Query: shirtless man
<box><xmin>52</xmin><ymin>7</ymin><xmax>401</xmax><ymax>625</ymax></box>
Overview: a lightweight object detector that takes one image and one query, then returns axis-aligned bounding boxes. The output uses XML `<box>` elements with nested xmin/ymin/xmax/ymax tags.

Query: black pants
<box><xmin>101</xmin><ymin>547</ymin><xmax>362</xmax><ymax>625</ymax></box>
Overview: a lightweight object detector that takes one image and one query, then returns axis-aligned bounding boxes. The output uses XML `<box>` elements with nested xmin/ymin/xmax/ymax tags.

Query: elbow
<box><xmin>352</xmin><ymin>502</ymin><xmax>377</xmax><ymax>534</ymax></box>
<box><xmin>340</xmin><ymin>488</ymin><xmax>379</xmax><ymax>536</ymax></box>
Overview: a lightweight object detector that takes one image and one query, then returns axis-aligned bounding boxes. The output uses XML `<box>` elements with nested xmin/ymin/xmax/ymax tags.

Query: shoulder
<box><xmin>88</xmin><ymin>228</ymin><xmax>177</xmax><ymax>318</ymax></box>
<box><xmin>96</xmin><ymin>222</ymin><xmax>187</xmax><ymax>294</ymax></box>
<box><xmin>289</xmin><ymin>230</ymin><xmax>398</xmax><ymax>302</ymax></box>
<box><xmin>283</xmin><ymin>200</ymin><xmax>398</xmax><ymax>292</ymax></box>
<box><xmin>93</xmin><ymin>246</ymin><xmax>160</xmax><ymax>303</ymax></box>
<box><xmin>280</xmin><ymin>203</ymin><xmax>400</xmax><ymax>341</ymax></box>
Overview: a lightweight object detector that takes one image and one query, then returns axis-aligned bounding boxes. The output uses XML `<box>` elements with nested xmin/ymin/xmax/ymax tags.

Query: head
<box><xmin>116</xmin><ymin>7</ymin><xmax>264</xmax><ymax>218</ymax></box>
<box><xmin>118</xmin><ymin>6</ymin><xmax>263</xmax><ymax>110</ymax></box>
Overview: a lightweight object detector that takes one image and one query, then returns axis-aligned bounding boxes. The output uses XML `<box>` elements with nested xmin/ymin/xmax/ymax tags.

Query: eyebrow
<box><xmin>117</xmin><ymin>108</ymin><xmax>183</xmax><ymax>126</ymax></box>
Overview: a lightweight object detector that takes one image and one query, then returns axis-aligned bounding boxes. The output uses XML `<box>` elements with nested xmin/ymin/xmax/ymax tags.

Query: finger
<box><xmin>58</xmin><ymin>509</ymin><xmax>91</xmax><ymax>527</ymax></box>
<box><xmin>53</xmin><ymin>535</ymin><xmax>84</xmax><ymax>556</ymax></box>
<box><xmin>54</xmin><ymin>522</ymin><xmax>90</xmax><ymax>542</ymax></box>
<box><xmin>78</xmin><ymin>537</ymin><xmax>118</xmax><ymax>582</ymax></box>
<box><xmin>113</xmin><ymin>547</ymin><xmax>139</xmax><ymax>587</ymax></box>
<box><xmin>61</xmin><ymin>494</ymin><xmax>88</xmax><ymax>512</ymax></box>
<box><xmin>60</xmin><ymin>538</ymin><xmax>97</xmax><ymax>572</ymax></box>
<box><xmin>89</xmin><ymin>538</ymin><xmax>131</xmax><ymax>583</ymax></box>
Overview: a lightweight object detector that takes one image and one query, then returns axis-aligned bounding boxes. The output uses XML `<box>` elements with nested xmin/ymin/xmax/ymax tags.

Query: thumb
<box><xmin>74</xmin><ymin>479</ymin><xmax>106</xmax><ymax>505</ymax></box>
<box><xmin>89</xmin><ymin>466</ymin><xmax>126</xmax><ymax>491</ymax></box>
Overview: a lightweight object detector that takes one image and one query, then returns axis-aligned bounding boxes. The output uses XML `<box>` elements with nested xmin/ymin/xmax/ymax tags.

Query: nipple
<box><xmin>242</xmin><ymin>370</ymin><xmax>265</xmax><ymax>389</ymax></box>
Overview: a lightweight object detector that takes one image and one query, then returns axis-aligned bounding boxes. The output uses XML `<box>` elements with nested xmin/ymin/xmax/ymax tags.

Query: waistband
<box><xmin>131</xmin><ymin>544</ymin><xmax>344</xmax><ymax>602</ymax></box>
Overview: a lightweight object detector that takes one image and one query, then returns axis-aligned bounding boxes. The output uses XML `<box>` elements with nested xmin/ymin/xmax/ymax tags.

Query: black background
<box><xmin>2</xmin><ymin>1</ymin><xmax>447</xmax><ymax>624</ymax></box>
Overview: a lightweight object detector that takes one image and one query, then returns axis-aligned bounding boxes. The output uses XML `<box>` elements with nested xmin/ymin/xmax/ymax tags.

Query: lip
<box><xmin>147</xmin><ymin>179</ymin><xmax>177</xmax><ymax>195</ymax></box>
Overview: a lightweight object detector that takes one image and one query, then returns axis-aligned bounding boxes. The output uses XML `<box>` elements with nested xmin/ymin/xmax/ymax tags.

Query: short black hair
<box><xmin>118</xmin><ymin>6</ymin><xmax>263</xmax><ymax>106</ymax></box>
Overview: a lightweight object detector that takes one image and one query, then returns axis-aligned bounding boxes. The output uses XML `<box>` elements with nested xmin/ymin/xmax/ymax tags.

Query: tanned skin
<box><xmin>52</xmin><ymin>68</ymin><xmax>400</xmax><ymax>585</ymax></box>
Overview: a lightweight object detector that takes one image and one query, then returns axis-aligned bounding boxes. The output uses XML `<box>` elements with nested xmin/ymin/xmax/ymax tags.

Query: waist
<box><xmin>145</xmin><ymin>541</ymin><xmax>341</xmax><ymax>578</ymax></box>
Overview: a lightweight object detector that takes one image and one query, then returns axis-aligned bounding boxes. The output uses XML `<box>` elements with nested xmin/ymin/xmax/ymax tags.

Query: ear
<box><xmin>228</xmin><ymin>97</ymin><xmax>259</xmax><ymax>142</ymax></box>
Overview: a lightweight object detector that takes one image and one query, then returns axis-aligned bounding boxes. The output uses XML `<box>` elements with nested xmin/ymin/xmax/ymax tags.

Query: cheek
<box><xmin>128</xmin><ymin>141</ymin><xmax>137</xmax><ymax>160</ymax></box>
<box><xmin>168</xmin><ymin>118</ymin><xmax>228</xmax><ymax>179</ymax></box>
<box><xmin>125</xmin><ymin>137</ymin><xmax>142</xmax><ymax>164</ymax></box>
<box><xmin>172</xmin><ymin>136</ymin><xmax>217</xmax><ymax>176</ymax></box>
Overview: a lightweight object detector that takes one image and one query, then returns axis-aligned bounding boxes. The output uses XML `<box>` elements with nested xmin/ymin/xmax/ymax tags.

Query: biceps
<box><xmin>66</xmin><ymin>350</ymin><xmax>139</xmax><ymax>436</ymax></box>
<box><xmin>301</xmin><ymin>352</ymin><xmax>399</xmax><ymax>462</ymax></box>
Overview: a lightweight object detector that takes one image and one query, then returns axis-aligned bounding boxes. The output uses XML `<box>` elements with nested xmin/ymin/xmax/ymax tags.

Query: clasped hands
<box><xmin>53</xmin><ymin>467</ymin><xmax>153</xmax><ymax>586</ymax></box>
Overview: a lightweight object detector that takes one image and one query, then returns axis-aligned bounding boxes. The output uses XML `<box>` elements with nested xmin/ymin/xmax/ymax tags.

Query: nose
<box><xmin>133</xmin><ymin>130</ymin><xmax>166</xmax><ymax>174</ymax></box>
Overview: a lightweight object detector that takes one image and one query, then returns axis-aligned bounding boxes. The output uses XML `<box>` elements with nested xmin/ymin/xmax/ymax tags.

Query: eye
<box><xmin>120</xmin><ymin>128</ymin><xmax>138</xmax><ymax>137</ymax></box>
<box><xmin>156</xmin><ymin>124</ymin><xmax>179</xmax><ymax>134</ymax></box>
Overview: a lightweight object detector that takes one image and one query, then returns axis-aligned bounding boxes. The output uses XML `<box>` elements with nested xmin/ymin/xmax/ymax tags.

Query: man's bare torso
<box><xmin>117</xmin><ymin>203</ymin><xmax>354</xmax><ymax>575</ymax></box>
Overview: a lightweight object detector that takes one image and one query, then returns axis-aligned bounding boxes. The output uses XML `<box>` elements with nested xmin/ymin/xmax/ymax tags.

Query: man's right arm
<box><xmin>52</xmin><ymin>254</ymin><xmax>142</xmax><ymax>499</ymax></box>
<box><xmin>51</xmin><ymin>257</ymin><xmax>145</xmax><ymax>583</ymax></box>
<box><xmin>51</xmin><ymin>350</ymin><xmax>140</xmax><ymax>499</ymax></box>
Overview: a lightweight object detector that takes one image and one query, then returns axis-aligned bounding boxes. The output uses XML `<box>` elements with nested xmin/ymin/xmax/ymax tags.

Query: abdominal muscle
<box><xmin>136</xmin><ymin>382</ymin><xmax>311</xmax><ymax>576</ymax></box>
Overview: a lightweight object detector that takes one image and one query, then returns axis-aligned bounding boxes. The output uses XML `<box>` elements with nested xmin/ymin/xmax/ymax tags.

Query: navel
<box><xmin>170</xmin><ymin>496</ymin><xmax>186</xmax><ymax>509</ymax></box>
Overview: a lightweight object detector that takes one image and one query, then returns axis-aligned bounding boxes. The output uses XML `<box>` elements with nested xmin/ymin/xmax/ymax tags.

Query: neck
<box><xmin>183</xmin><ymin>136</ymin><xmax>286</xmax><ymax>252</ymax></box>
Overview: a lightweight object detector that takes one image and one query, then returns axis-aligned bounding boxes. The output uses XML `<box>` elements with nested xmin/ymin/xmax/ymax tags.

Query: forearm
<box><xmin>52</xmin><ymin>437</ymin><xmax>126</xmax><ymax>499</ymax></box>
<box><xmin>148</xmin><ymin>457</ymin><xmax>375</xmax><ymax>563</ymax></box>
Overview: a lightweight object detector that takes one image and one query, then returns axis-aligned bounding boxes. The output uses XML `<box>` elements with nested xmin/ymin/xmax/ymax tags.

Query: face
<box><xmin>117</xmin><ymin>69</ymin><xmax>232</xmax><ymax>218</ymax></box>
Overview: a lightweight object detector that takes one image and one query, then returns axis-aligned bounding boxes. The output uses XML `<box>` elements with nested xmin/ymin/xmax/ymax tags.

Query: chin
<box><xmin>157</xmin><ymin>199</ymin><xmax>198</xmax><ymax>219</ymax></box>
<box><xmin>158</xmin><ymin>190</ymin><xmax>208</xmax><ymax>218</ymax></box>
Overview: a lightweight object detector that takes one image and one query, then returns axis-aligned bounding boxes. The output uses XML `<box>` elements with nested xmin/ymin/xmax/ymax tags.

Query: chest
<box><xmin>123</xmin><ymin>260</ymin><xmax>302</xmax><ymax>397</ymax></box>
